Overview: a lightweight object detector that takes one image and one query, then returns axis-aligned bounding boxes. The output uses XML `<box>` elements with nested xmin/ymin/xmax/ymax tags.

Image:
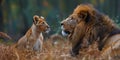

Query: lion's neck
<box><xmin>31</xmin><ymin>24</ymin><xmax>42</xmax><ymax>39</ymax></box>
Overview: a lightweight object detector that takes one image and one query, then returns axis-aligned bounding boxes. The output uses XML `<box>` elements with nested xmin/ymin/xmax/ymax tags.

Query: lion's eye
<box><xmin>41</xmin><ymin>22</ymin><xmax>44</xmax><ymax>24</ymax></box>
<box><xmin>68</xmin><ymin>20</ymin><xmax>73</xmax><ymax>24</ymax></box>
<box><xmin>70</xmin><ymin>20</ymin><xmax>72</xmax><ymax>22</ymax></box>
<box><xmin>71</xmin><ymin>17</ymin><xmax>73</xmax><ymax>19</ymax></box>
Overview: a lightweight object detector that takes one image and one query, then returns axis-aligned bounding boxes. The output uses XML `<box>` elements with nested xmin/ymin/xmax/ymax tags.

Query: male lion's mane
<box><xmin>69</xmin><ymin>4</ymin><xmax>120</xmax><ymax>57</ymax></box>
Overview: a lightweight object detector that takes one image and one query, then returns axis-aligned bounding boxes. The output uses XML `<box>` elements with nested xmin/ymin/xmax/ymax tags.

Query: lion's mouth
<box><xmin>62</xmin><ymin>30</ymin><xmax>70</xmax><ymax>36</ymax></box>
<box><xmin>64</xmin><ymin>30</ymin><xmax>70</xmax><ymax>34</ymax></box>
<box><xmin>61</xmin><ymin>26</ymin><xmax>71</xmax><ymax>36</ymax></box>
<box><xmin>45</xmin><ymin>27</ymin><xmax>50</xmax><ymax>33</ymax></box>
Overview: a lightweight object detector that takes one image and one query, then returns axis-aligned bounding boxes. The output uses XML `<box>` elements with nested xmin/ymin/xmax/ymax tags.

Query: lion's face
<box><xmin>61</xmin><ymin>4</ymin><xmax>96</xmax><ymax>37</ymax></box>
<box><xmin>61</xmin><ymin>14</ymin><xmax>79</xmax><ymax>36</ymax></box>
<box><xmin>33</xmin><ymin>15</ymin><xmax>50</xmax><ymax>33</ymax></box>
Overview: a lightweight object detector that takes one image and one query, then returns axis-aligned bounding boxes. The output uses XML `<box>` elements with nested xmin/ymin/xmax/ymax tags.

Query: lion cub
<box><xmin>16</xmin><ymin>15</ymin><xmax>50</xmax><ymax>52</ymax></box>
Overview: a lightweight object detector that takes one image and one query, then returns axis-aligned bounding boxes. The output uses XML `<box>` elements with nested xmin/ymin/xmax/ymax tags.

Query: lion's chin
<box><xmin>45</xmin><ymin>28</ymin><xmax>50</xmax><ymax>33</ymax></box>
<box><xmin>62</xmin><ymin>30</ymin><xmax>70</xmax><ymax>37</ymax></box>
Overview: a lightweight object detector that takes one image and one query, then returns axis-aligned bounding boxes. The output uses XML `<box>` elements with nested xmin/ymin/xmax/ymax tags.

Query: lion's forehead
<box><xmin>39</xmin><ymin>20</ymin><xmax>46</xmax><ymax>23</ymax></box>
<box><xmin>66</xmin><ymin>17</ymin><xmax>72</xmax><ymax>20</ymax></box>
<box><xmin>65</xmin><ymin>17</ymin><xmax>74</xmax><ymax>22</ymax></box>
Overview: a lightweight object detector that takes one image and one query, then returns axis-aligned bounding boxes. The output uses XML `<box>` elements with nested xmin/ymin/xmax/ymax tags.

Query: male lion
<box><xmin>61</xmin><ymin>4</ymin><xmax>120</xmax><ymax>57</ymax></box>
<box><xmin>16</xmin><ymin>15</ymin><xmax>50</xmax><ymax>52</ymax></box>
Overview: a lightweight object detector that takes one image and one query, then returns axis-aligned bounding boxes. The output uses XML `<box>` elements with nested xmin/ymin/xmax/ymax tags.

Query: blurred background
<box><xmin>0</xmin><ymin>0</ymin><xmax>120</xmax><ymax>42</ymax></box>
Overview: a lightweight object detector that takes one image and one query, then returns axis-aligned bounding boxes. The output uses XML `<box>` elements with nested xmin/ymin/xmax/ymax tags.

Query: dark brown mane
<box><xmin>67</xmin><ymin>4</ymin><xmax>120</xmax><ymax>56</ymax></box>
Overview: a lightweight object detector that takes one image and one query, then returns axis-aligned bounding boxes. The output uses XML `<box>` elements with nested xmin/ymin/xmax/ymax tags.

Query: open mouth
<box><xmin>62</xmin><ymin>30</ymin><xmax>70</xmax><ymax>36</ymax></box>
<box><xmin>61</xmin><ymin>26</ymin><xmax>71</xmax><ymax>36</ymax></box>
<box><xmin>64</xmin><ymin>30</ymin><xmax>70</xmax><ymax>34</ymax></box>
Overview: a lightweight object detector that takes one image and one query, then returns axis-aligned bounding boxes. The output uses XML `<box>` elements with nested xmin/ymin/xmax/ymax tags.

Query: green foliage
<box><xmin>0</xmin><ymin>0</ymin><xmax>120</xmax><ymax>40</ymax></box>
<box><xmin>0</xmin><ymin>39</ymin><xmax>14</xmax><ymax>45</ymax></box>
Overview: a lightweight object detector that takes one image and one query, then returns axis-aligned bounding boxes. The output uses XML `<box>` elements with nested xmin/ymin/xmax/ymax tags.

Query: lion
<box><xmin>61</xmin><ymin>4</ymin><xmax>120</xmax><ymax>57</ymax></box>
<box><xmin>16</xmin><ymin>15</ymin><xmax>50</xmax><ymax>52</ymax></box>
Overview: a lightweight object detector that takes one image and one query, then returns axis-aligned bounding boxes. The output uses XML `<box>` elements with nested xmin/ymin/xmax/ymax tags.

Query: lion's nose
<box><xmin>60</xmin><ymin>22</ymin><xmax>64</xmax><ymax>25</ymax></box>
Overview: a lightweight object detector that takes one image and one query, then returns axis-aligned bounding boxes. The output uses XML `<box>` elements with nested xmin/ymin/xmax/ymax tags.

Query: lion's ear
<box><xmin>78</xmin><ymin>11</ymin><xmax>90</xmax><ymax>23</ymax></box>
<box><xmin>33</xmin><ymin>15</ymin><xmax>39</xmax><ymax>25</ymax></box>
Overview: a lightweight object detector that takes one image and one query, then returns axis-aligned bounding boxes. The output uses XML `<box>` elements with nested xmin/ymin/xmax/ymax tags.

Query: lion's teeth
<box><xmin>62</xmin><ymin>30</ymin><xmax>68</xmax><ymax>36</ymax></box>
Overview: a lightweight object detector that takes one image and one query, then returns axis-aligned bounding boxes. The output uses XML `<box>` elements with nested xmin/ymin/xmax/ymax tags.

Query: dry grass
<box><xmin>0</xmin><ymin>32</ymin><xmax>12</xmax><ymax>40</ymax></box>
<box><xmin>0</xmin><ymin>44</ymin><xmax>17</xmax><ymax>60</ymax></box>
<box><xmin>0</xmin><ymin>34</ymin><xmax>120</xmax><ymax>60</ymax></box>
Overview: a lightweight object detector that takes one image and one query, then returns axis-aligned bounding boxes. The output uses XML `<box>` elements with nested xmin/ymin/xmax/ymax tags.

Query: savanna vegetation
<box><xmin>0</xmin><ymin>0</ymin><xmax>120</xmax><ymax>60</ymax></box>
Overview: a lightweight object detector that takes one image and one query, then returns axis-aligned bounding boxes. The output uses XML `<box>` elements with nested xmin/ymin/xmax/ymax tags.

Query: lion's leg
<box><xmin>101</xmin><ymin>34</ymin><xmax>120</xmax><ymax>58</ymax></box>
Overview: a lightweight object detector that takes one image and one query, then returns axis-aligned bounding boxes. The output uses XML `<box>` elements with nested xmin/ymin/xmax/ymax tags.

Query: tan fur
<box><xmin>61</xmin><ymin>4</ymin><xmax>120</xmax><ymax>57</ymax></box>
<box><xmin>101</xmin><ymin>34</ymin><xmax>120</xmax><ymax>58</ymax></box>
<box><xmin>16</xmin><ymin>15</ymin><xmax>50</xmax><ymax>52</ymax></box>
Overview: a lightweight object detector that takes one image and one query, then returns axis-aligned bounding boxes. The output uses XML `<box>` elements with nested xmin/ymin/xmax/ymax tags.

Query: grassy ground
<box><xmin>0</xmin><ymin>34</ymin><xmax>120</xmax><ymax>60</ymax></box>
